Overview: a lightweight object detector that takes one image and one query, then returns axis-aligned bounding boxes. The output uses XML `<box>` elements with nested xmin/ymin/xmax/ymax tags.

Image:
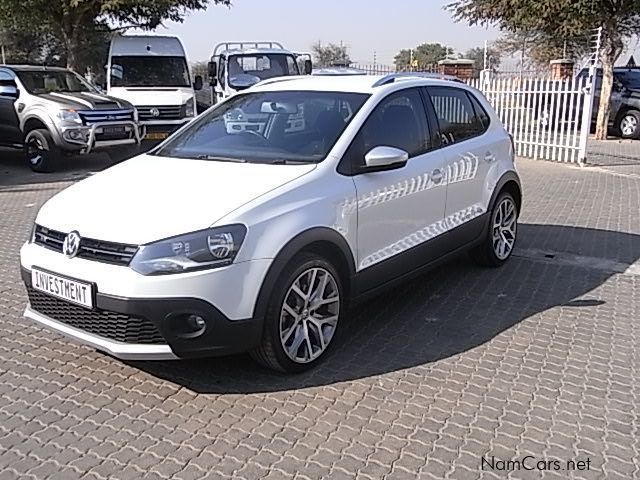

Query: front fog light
<box><xmin>68</xmin><ymin>130</ymin><xmax>86</xmax><ymax>140</ymax></box>
<box><xmin>168</xmin><ymin>313</ymin><xmax>207</xmax><ymax>338</ymax></box>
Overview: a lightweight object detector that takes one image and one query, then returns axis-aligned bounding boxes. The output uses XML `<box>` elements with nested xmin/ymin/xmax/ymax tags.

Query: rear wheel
<box><xmin>25</xmin><ymin>129</ymin><xmax>58</xmax><ymax>173</ymax></box>
<box><xmin>617</xmin><ymin>110</ymin><xmax>640</xmax><ymax>139</ymax></box>
<box><xmin>251</xmin><ymin>253</ymin><xmax>343</xmax><ymax>373</ymax></box>
<box><xmin>471</xmin><ymin>192</ymin><xmax>518</xmax><ymax>267</ymax></box>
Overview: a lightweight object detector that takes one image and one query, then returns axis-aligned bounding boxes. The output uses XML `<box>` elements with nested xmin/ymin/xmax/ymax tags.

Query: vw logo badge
<box><xmin>150</xmin><ymin>107</ymin><xmax>161</xmax><ymax>118</ymax></box>
<box><xmin>62</xmin><ymin>231</ymin><xmax>81</xmax><ymax>258</ymax></box>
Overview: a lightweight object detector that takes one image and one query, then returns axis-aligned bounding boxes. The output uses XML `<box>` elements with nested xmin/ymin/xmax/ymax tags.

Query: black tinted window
<box><xmin>347</xmin><ymin>89</ymin><xmax>429</xmax><ymax>169</ymax></box>
<box><xmin>468</xmin><ymin>93</ymin><xmax>490</xmax><ymax>130</ymax></box>
<box><xmin>428</xmin><ymin>87</ymin><xmax>485</xmax><ymax>145</ymax></box>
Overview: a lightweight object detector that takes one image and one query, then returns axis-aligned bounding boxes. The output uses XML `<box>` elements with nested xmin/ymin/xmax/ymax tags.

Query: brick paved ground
<box><xmin>1</xmin><ymin>150</ymin><xmax>640</xmax><ymax>479</ymax></box>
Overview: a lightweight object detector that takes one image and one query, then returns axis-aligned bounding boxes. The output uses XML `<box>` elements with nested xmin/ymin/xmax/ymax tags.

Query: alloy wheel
<box><xmin>279</xmin><ymin>267</ymin><xmax>340</xmax><ymax>364</ymax></box>
<box><xmin>27</xmin><ymin>136</ymin><xmax>45</xmax><ymax>165</ymax></box>
<box><xmin>621</xmin><ymin>115</ymin><xmax>638</xmax><ymax>137</ymax></box>
<box><xmin>492</xmin><ymin>197</ymin><xmax>517</xmax><ymax>260</ymax></box>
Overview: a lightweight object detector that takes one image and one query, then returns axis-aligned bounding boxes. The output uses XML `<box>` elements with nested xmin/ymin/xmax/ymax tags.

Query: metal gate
<box><xmin>467</xmin><ymin>28</ymin><xmax>602</xmax><ymax>164</ymax></box>
<box><xmin>468</xmin><ymin>77</ymin><xmax>589</xmax><ymax>163</ymax></box>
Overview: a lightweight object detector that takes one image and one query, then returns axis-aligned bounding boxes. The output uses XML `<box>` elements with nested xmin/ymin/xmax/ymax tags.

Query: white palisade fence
<box><xmin>468</xmin><ymin>77</ymin><xmax>589</xmax><ymax>163</ymax></box>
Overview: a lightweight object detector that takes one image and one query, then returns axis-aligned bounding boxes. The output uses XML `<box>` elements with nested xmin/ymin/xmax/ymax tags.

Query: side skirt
<box><xmin>351</xmin><ymin>214</ymin><xmax>488</xmax><ymax>305</ymax></box>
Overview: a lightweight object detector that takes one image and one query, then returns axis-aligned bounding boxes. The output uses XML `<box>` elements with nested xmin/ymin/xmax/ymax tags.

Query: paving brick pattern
<box><xmin>1</xmin><ymin>155</ymin><xmax>639</xmax><ymax>479</ymax></box>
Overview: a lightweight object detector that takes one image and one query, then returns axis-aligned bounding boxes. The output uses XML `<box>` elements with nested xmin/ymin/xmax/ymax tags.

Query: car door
<box><xmin>345</xmin><ymin>88</ymin><xmax>449</xmax><ymax>290</ymax></box>
<box><xmin>425</xmin><ymin>86</ymin><xmax>495</xmax><ymax>248</ymax></box>
<box><xmin>0</xmin><ymin>69</ymin><xmax>23</xmax><ymax>148</ymax></box>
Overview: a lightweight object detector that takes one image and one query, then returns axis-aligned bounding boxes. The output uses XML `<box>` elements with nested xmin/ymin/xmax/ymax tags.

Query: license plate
<box><xmin>102</xmin><ymin>126</ymin><xmax>126</xmax><ymax>135</ymax></box>
<box><xmin>31</xmin><ymin>268</ymin><xmax>94</xmax><ymax>309</ymax></box>
<box><xmin>145</xmin><ymin>132</ymin><xmax>169</xmax><ymax>140</ymax></box>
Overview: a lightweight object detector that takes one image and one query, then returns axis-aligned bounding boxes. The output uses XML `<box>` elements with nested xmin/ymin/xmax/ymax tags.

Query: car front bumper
<box><xmin>60</xmin><ymin>121</ymin><xmax>145</xmax><ymax>154</ymax></box>
<box><xmin>20</xmin><ymin>242</ymin><xmax>271</xmax><ymax>360</ymax></box>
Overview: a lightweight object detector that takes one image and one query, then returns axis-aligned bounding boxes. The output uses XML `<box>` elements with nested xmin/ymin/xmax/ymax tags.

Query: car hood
<box><xmin>36</xmin><ymin>154</ymin><xmax>316</xmax><ymax>245</ymax></box>
<box><xmin>107</xmin><ymin>87</ymin><xmax>194</xmax><ymax>107</ymax></box>
<box><xmin>37</xmin><ymin>91</ymin><xmax>134</xmax><ymax>110</ymax></box>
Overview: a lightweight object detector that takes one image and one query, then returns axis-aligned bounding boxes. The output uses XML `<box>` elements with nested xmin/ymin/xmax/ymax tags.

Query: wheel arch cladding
<box><xmin>23</xmin><ymin>117</ymin><xmax>49</xmax><ymax>133</ymax></box>
<box><xmin>253</xmin><ymin>227</ymin><xmax>356</xmax><ymax>321</ymax></box>
<box><xmin>490</xmin><ymin>171</ymin><xmax>522</xmax><ymax>215</ymax></box>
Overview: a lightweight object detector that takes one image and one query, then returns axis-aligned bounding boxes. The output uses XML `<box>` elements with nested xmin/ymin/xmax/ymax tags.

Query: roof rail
<box><xmin>372</xmin><ymin>72</ymin><xmax>462</xmax><ymax>88</ymax></box>
<box><xmin>213</xmin><ymin>41</ymin><xmax>286</xmax><ymax>57</ymax></box>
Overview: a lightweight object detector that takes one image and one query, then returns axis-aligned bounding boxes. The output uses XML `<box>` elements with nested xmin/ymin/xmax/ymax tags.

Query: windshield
<box><xmin>17</xmin><ymin>70</ymin><xmax>95</xmax><ymax>94</ymax></box>
<box><xmin>110</xmin><ymin>56</ymin><xmax>190</xmax><ymax>87</ymax></box>
<box><xmin>227</xmin><ymin>54</ymin><xmax>299</xmax><ymax>89</ymax></box>
<box><xmin>154</xmin><ymin>90</ymin><xmax>369</xmax><ymax>163</ymax></box>
<box><xmin>616</xmin><ymin>70</ymin><xmax>640</xmax><ymax>90</ymax></box>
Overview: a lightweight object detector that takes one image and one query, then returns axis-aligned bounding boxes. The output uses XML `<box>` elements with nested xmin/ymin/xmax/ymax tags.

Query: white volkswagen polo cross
<box><xmin>20</xmin><ymin>73</ymin><xmax>521</xmax><ymax>372</ymax></box>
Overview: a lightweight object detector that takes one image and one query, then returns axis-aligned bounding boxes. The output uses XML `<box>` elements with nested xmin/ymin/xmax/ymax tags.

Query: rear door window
<box><xmin>427</xmin><ymin>86</ymin><xmax>486</xmax><ymax>146</ymax></box>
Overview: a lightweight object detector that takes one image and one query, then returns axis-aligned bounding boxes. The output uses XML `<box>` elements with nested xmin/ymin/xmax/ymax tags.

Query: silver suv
<box><xmin>0</xmin><ymin>65</ymin><xmax>143</xmax><ymax>172</ymax></box>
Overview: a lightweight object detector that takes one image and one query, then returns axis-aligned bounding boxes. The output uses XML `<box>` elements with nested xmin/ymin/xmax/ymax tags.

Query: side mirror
<box><xmin>208</xmin><ymin>61</ymin><xmax>217</xmax><ymax>78</ymax></box>
<box><xmin>193</xmin><ymin>75</ymin><xmax>203</xmax><ymax>91</ymax></box>
<box><xmin>304</xmin><ymin>59</ymin><xmax>313</xmax><ymax>75</ymax></box>
<box><xmin>364</xmin><ymin>146</ymin><xmax>409</xmax><ymax>171</ymax></box>
<box><xmin>0</xmin><ymin>84</ymin><xmax>19</xmax><ymax>100</ymax></box>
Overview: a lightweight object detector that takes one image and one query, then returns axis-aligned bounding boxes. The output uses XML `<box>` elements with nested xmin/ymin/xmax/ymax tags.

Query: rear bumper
<box><xmin>21</xmin><ymin>267</ymin><xmax>264</xmax><ymax>360</ymax></box>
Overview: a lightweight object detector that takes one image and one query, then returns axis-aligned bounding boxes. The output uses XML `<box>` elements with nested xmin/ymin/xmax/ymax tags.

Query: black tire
<box><xmin>616</xmin><ymin>110</ymin><xmax>640</xmax><ymax>139</ymax></box>
<box><xmin>470</xmin><ymin>192</ymin><xmax>518</xmax><ymax>268</ymax></box>
<box><xmin>25</xmin><ymin>129</ymin><xmax>59</xmax><ymax>173</ymax></box>
<box><xmin>250</xmin><ymin>252</ymin><xmax>344</xmax><ymax>373</ymax></box>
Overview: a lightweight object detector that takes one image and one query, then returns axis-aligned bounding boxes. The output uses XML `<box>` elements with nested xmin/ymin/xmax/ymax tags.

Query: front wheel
<box><xmin>251</xmin><ymin>253</ymin><xmax>343</xmax><ymax>373</ymax></box>
<box><xmin>470</xmin><ymin>192</ymin><xmax>518</xmax><ymax>267</ymax></box>
<box><xmin>617</xmin><ymin>110</ymin><xmax>640</xmax><ymax>139</ymax></box>
<box><xmin>25</xmin><ymin>129</ymin><xmax>59</xmax><ymax>173</ymax></box>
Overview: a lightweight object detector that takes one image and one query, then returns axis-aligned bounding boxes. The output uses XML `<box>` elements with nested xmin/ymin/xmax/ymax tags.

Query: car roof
<box><xmin>250</xmin><ymin>73</ymin><xmax>467</xmax><ymax>94</ymax></box>
<box><xmin>1</xmin><ymin>65</ymin><xmax>71</xmax><ymax>73</ymax></box>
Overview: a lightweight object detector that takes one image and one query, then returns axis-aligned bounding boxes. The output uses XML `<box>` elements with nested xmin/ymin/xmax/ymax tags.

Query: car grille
<box><xmin>27</xmin><ymin>287</ymin><xmax>166</xmax><ymax>345</ymax></box>
<box><xmin>79</xmin><ymin>109</ymin><xmax>135</xmax><ymax>126</ymax></box>
<box><xmin>137</xmin><ymin>105</ymin><xmax>183</xmax><ymax>120</ymax></box>
<box><xmin>34</xmin><ymin>225</ymin><xmax>138</xmax><ymax>266</ymax></box>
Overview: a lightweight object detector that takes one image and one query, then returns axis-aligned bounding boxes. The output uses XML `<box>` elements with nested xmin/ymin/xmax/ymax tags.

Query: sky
<box><xmin>148</xmin><ymin>0</ymin><xmax>502</xmax><ymax>65</ymax></box>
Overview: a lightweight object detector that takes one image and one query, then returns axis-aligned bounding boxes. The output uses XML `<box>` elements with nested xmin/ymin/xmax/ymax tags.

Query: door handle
<box><xmin>484</xmin><ymin>152</ymin><xmax>495</xmax><ymax>163</ymax></box>
<box><xmin>431</xmin><ymin>169</ymin><xmax>443</xmax><ymax>184</ymax></box>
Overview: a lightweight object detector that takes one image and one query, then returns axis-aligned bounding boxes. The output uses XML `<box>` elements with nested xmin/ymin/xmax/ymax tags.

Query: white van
<box><xmin>106</xmin><ymin>35</ymin><xmax>203</xmax><ymax>141</ymax></box>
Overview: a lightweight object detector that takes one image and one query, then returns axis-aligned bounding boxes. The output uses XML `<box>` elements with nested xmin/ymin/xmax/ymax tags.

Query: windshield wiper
<box><xmin>194</xmin><ymin>155</ymin><xmax>247</xmax><ymax>163</ymax></box>
<box><xmin>268</xmin><ymin>159</ymin><xmax>314</xmax><ymax>165</ymax></box>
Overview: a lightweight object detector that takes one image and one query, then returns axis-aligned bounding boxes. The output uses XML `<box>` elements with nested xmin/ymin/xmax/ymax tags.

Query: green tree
<box><xmin>447</xmin><ymin>0</ymin><xmax>640</xmax><ymax>139</ymax></box>
<box><xmin>495</xmin><ymin>30</ymin><xmax>590</xmax><ymax>70</ymax></box>
<box><xmin>0</xmin><ymin>0</ymin><xmax>231</xmax><ymax>73</ymax></box>
<box><xmin>394</xmin><ymin>43</ymin><xmax>454</xmax><ymax>70</ymax></box>
<box><xmin>311</xmin><ymin>41</ymin><xmax>351</xmax><ymax>67</ymax></box>
<box><xmin>464</xmin><ymin>45</ymin><xmax>501</xmax><ymax>77</ymax></box>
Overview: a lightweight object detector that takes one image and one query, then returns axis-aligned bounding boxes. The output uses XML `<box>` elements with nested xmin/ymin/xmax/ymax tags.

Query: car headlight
<box><xmin>57</xmin><ymin>109</ymin><xmax>82</xmax><ymax>124</ymax></box>
<box><xmin>130</xmin><ymin>225</ymin><xmax>247</xmax><ymax>276</ymax></box>
<box><xmin>185</xmin><ymin>99</ymin><xmax>195</xmax><ymax>117</ymax></box>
